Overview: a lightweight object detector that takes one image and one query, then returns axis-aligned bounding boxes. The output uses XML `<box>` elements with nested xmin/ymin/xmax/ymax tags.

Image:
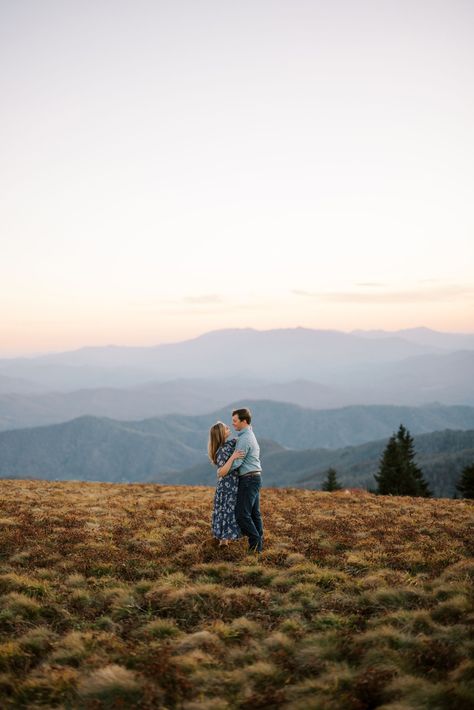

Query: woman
<box><xmin>208</xmin><ymin>421</ymin><xmax>244</xmax><ymax>545</ymax></box>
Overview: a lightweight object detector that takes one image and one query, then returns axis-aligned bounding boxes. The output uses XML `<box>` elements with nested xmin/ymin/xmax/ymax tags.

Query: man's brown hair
<box><xmin>232</xmin><ymin>408</ymin><xmax>252</xmax><ymax>424</ymax></box>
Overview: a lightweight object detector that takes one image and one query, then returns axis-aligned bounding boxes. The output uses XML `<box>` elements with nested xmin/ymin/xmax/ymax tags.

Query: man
<box><xmin>230</xmin><ymin>407</ymin><xmax>263</xmax><ymax>553</ymax></box>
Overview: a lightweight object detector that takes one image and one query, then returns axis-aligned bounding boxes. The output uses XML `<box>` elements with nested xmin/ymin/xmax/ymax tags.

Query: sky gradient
<box><xmin>1</xmin><ymin>1</ymin><xmax>473</xmax><ymax>355</ymax></box>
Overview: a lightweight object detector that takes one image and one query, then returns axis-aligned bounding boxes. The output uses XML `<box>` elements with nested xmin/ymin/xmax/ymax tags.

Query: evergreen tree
<box><xmin>322</xmin><ymin>467</ymin><xmax>342</xmax><ymax>491</ymax></box>
<box><xmin>456</xmin><ymin>463</ymin><xmax>474</xmax><ymax>499</ymax></box>
<box><xmin>374</xmin><ymin>424</ymin><xmax>431</xmax><ymax>497</ymax></box>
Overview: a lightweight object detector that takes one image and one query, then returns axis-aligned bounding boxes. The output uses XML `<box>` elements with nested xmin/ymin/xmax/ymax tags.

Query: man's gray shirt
<box><xmin>230</xmin><ymin>426</ymin><xmax>262</xmax><ymax>476</ymax></box>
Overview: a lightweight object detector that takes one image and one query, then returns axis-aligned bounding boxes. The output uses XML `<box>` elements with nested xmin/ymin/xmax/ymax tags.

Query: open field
<box><xmin>0</xmin><ymin>480</ymin><xmax>473</xmax><ymax>709</ymax></box>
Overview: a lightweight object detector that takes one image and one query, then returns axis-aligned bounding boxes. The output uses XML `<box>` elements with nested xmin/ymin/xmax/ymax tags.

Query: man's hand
<box><xmin>217</xmin><ymin>449</ymin><xmax>245</xmax><ymax>478</ymax></box>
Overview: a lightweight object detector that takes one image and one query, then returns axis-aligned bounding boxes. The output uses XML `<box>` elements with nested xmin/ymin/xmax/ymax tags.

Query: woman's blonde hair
<box><xmin>208</xmin><ymin>421</ymin><xmax>227</xmax><ymax>464</ymax></box>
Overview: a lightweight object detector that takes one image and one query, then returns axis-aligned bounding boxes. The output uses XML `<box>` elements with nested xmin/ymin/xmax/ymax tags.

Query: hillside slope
<box><xmin>1</xmin><ymin>403</ymin><xmax>474</xmax><ymax>493</ymax></box>
<box><xmin>1</xmin><ymin>409</ymin><xmax>473</xmax><ymax>496</ymax></box>
<box><xmin>165</xmin><ymin>429</ymin><xmax>474</xmax><ymax>497</ymax></box>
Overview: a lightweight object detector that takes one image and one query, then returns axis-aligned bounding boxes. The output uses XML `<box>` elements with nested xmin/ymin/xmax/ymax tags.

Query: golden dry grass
<box><xmin>0</xmin><ymin>479</ymin><xmax>472</xmax><ymax>709</ymax></box>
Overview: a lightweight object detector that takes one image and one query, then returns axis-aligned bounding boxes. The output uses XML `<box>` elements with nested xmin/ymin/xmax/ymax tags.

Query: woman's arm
<box><xmin>217</xmin><ymin>449</ymin><xmax>244</xmax><ymax>478</ymax></box>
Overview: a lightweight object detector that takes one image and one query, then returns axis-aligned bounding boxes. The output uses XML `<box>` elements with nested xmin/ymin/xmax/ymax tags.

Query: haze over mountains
<box><xmin>352</xmin><ymin>328</ymin><xmax>474</xmax><ymax>350</ymax></box>
<box><xmin>1</xmin><ymin>327</ymin><xmax>473</xmax><ymax>496</ymax></box>
<box><xmin>0</xmin><ymin>328</ymin><xmax>473</xmax><ymax>434</ymax></box>
<box><xmin>1</xmin><ymin>326</ymin><xmax>474</xmax><ymax>388</ymax></box>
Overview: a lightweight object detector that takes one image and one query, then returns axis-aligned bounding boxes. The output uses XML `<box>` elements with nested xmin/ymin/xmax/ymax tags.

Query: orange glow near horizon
<box><xmin>2</xmin><ymin>293</ymin><xmax>473</xmax><ymax>357</ymax></box>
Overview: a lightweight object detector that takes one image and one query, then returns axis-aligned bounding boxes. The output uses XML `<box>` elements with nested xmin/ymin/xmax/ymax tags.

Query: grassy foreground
<box><xmin>0</xmin><ymin>480</ymin><xmax>473</xmax><ymax>709</ymax></box>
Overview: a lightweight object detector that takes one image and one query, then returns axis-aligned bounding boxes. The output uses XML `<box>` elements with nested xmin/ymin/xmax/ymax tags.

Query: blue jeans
<box><xmin>235</xmin><ymin>475</ymin><xmax>263</xmax><ymax>552</ymax></box>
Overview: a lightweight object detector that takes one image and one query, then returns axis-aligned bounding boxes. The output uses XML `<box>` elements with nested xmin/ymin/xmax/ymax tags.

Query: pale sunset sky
<box><xmin>1</xmin><ymin>0</ymin><xmax>473</xmax><ymax>356</ymax></box>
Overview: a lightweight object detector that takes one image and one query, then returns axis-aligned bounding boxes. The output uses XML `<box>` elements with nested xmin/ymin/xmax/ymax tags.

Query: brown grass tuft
<box><xmin>77</xmin><ymin>663</ymin><xmax>142</xmax><ymax>701</ymax></box>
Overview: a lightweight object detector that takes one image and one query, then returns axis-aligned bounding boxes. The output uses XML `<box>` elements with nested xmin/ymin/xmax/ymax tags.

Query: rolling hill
<box><xmin>161</xmin><ymin>429</ymin><xmax>474</xmax><ymax>498</ymax></box>
<box><xmin>1</xmin><ymin>402</ymin><xmax>474</xmax><ymax>495</ymax></box>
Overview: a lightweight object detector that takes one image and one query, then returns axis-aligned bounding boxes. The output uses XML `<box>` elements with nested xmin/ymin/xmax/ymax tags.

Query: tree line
<box><xmin>321</xmin><ymin>424</ymin><xmax>474</xmax><ymax>498</ymax></box>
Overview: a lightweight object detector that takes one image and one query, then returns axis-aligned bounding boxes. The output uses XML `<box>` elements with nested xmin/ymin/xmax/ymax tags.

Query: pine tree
<box><xmin>374</xmin><ymin>424</ymin><xmax>431</xmax><ymax>497</ymax></box>
<box><xmin>456</xmin><ymin>463</ymin><xmax>474</xmax><ymax>499</ymax></box>
<box><xmin>322</xmin><ymin>467</ymin><xmax>342</xmax><ymax>491</ymax></box>
<box><xmin>374</xmin><ymin>434</ymin><xmax>400</xmax><ymax>495</ymax></box>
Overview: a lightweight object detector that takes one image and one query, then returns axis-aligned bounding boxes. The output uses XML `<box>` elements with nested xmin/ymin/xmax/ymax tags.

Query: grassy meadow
<box><xmin>0</xmin><ymin>479</ymin><xmax>473</xmax><ymax>709</ymax></box>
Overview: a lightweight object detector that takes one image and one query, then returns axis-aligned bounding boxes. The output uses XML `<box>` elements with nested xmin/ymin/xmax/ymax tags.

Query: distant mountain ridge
<box><xmin>0</xmin><ymin>379</ymin><xmax>348</xmax><ymax>432</ymax></box>
<box><xmin>0</xmin><ymin>328</ymin><xmax>472</xmax><ymax>414</ymax></box>
<box><xmin>352</xmin><ymin>327</ymin><xmax>474</xmax><ymax>350</ymax></box>
<box><xmin>2</xmin><ymin>326</ymin><xmax>472</xmax><ymax>391</ymax></box>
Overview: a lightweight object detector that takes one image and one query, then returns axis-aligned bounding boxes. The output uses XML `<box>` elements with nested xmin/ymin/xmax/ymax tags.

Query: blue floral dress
<box><xmin>211</xmin><ymin>439</ymin><xmax>243</xmax><ymax>541</ymax></box>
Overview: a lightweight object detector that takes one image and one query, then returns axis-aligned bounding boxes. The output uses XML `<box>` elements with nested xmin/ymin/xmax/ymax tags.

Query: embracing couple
<box><xmin>207</xmin><ymin>408</ymin><xmax>263</xmax><ymax>553</ymax></box>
